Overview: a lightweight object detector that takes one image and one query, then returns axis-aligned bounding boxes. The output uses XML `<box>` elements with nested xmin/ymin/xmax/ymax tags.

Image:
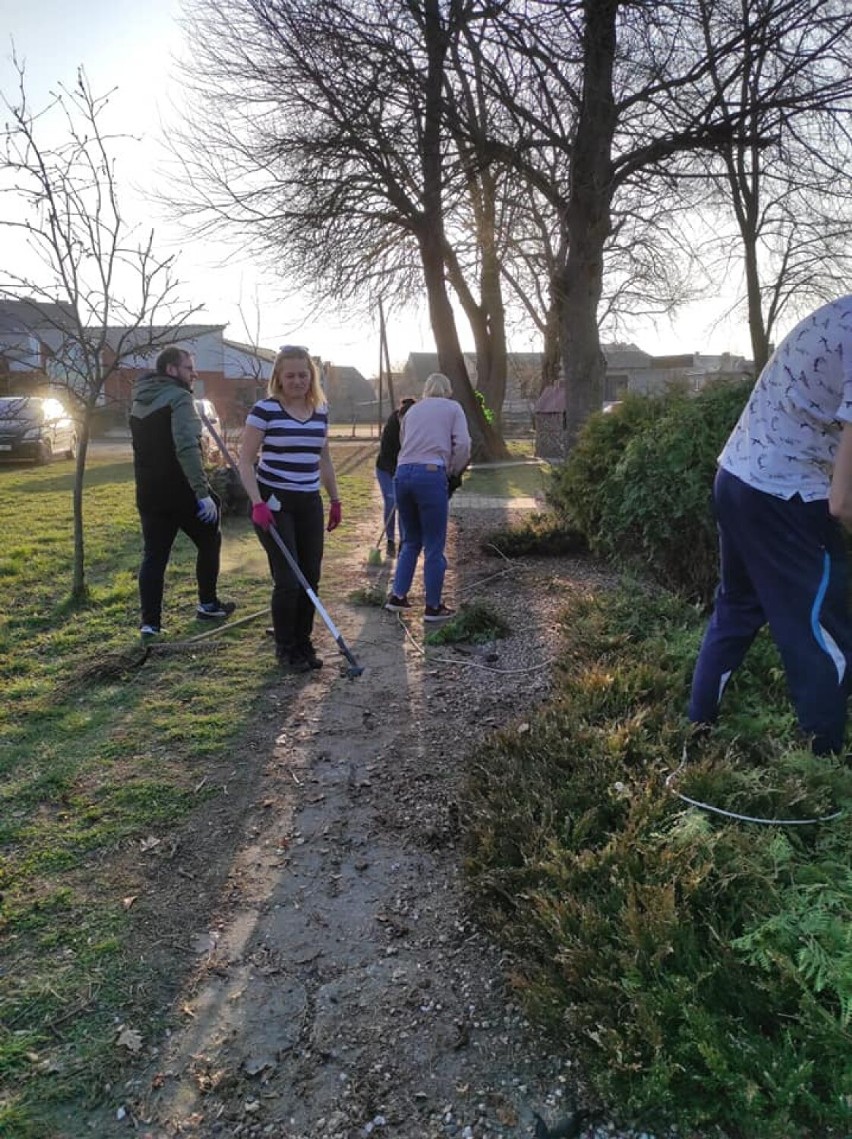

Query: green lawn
<box><xmin>0</xmin><ymin>446</ymin><xmax>380</xmax><ymax>1135</ymax></box>
<box><xmin>0</xmin><ymin>439</ymin><xmax>545</xmax><ymax>1135</ymax></box>
<box><xmin>461</xmin><ymin>460</ymin><xmax>545</xmax><ymax>500</ymax></box>
<box><xmin>6</xmin><ymin>442</ymin><xmax>847</xmax><ymax>1139</ymax></box>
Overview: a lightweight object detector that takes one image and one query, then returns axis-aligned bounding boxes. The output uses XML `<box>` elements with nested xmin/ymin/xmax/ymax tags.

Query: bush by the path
<box><xmin>547</xmin><ymin>381</ymin><xmax>752</xmax><ymax>604</ymax></box>
<box><xmin>464</xmin><ymin>586</ymin><xmax>852</xmax><ymax>1138</ymax></box>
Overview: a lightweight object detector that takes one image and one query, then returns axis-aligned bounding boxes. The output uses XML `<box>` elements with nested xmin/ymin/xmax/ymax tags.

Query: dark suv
<box><xmin>0</xmin><ymin>396</ymin><xmax>78</xmax><ymax>464</ymax></box>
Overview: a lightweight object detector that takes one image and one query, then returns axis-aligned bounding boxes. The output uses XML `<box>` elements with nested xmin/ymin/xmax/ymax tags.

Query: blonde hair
<box><xmin>423</xmin><ymin>372</ymin><xmax>452</xmax><ymax>398</ymax></box>
<box><xmin>268</xmin><ymin>347</ymin><xmax>324</xmax><ymax>411</ymax></box>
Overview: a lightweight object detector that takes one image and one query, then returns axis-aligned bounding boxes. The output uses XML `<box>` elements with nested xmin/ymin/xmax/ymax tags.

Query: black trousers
<box><xmin>254</xmin><ymin>490</ymin><xmax>324</xmax><ymax>654</ymax></box>
<box><xmin>138</xmin><ymin>505</ymin><xmax>222</xmax><ymax>628</ymax></box>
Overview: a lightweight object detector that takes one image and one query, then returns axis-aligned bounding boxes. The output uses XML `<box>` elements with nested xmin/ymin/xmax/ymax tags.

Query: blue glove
<box><xmin>197</xmin><ymin>495</ymin><xmax>218</xmax><ymax>524</ymax></box>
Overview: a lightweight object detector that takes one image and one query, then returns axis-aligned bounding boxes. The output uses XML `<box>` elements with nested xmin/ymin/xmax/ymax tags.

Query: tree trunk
<box><xmin>542</xmin><ymin>251</ymin><xmax>567</xmax><ymax>392</ymax></box>
<box><xmin>558</xmin><ymin>0</ymin><xmax>618</xmax><ymax>447</ymax></box>
<box><xmin>743</xmin><ymin>232</ymin><xmax>771</xmax><ymax>373</ymax></box>
<box><xmin>466</xmin><ymin>303</ymin><xmax>508</xmax><ymax>436</ymax></box>
<box><xmin>71</xmin><ymin>415</ymin><xmax>91</xmax><ymax>603</ymax></box>
<box><xmin>464</xmin><ymin>174</ymin><xmax>508</xmax><ymax>433</ymax></box>
<box><xmin>420</xmin><ymin>235</ymin><xmax>507</xmax><ymax>459</ymax></box>
<box><xmin>441</xmin><ymin>240</ymin><xmax>510</xmax><ymax>447</ymax></box>
<box><xmin>419</xmin><ymin>0</ymin><xmax>508</xmax><ymax>462</ymax></box>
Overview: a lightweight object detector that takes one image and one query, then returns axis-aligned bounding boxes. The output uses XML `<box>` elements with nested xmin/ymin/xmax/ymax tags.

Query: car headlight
<box><xmin>21</xmin><ymin>426</ymin><xmax>44</xmax><ymax>440</ymax></box>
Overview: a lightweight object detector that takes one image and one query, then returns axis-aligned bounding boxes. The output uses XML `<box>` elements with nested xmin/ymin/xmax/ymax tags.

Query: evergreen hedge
<box><xmin>546</xmin><ymin>381</ymin><xmax>753</xmax><ymax>604</ymax></box>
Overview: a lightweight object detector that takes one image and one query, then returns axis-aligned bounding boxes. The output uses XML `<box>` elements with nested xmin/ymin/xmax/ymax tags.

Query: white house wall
<box><xmin>120</xmin><ymin>329</ymin><xmax>225</xmax><ymax>371</ymax></box>
<box><xmin>223</xmin><ymin>343</ymin><xmax>273</xmax><ymax>382</ymax></box>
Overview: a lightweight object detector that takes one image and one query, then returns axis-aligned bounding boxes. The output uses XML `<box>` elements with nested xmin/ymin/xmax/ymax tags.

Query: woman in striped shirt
<box><xmin>239</xmin><ymin>346</ymin><xmax>342</xmax><ymax>673</ymax></box>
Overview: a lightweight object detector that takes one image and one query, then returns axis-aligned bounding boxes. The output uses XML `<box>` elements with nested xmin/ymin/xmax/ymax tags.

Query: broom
<box><xmin>367</xmin><ymin>504</ymin><xmax>396</xmax><ymax>566</ymax></box>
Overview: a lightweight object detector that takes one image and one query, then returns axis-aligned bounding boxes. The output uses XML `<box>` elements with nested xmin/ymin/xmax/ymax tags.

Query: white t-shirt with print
<box><xmin>720</xmin><ymin>296</ymin><xmax>852</xmax><ymax>501</ymax></box>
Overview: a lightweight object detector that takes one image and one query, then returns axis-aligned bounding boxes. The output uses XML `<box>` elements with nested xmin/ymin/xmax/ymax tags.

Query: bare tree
<box><xmin>697</xmin><ymin>0</ymin><xmax>852</xmax><ymax>372</ymax></box>
<box><xmin>171</xmin><ymin>0</ymin><xmax>511</xmax><ymax>459</ymax></box>
<box><xmin>415</xmin><ymin>1</ymin><xmax>716</xmax><ymax>418</ymax></box>
<box><xmin>476</xmin><ymin>0</ymin><xmax>852</xmax><ymax>442</ymax></box>
<box><xmin>0</xmin><ymin>59</ymin><xmax>201</xmax><ymax>600</ymax></box>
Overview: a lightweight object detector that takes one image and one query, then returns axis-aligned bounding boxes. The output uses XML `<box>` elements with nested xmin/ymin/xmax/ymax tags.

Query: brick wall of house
<box><xmin>196</xmin><ymin>374</ymin><xmax>266</xmax><ymax>427</ymax></box>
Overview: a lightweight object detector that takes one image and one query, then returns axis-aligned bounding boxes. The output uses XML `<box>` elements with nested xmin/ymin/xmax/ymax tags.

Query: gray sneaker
<box><xmin>197</xmin><ymin>599</ymin><xmax>237</xmax><ymax>620</ymax></box>
<box><xmin>424</xmin><ymin>604</ymin><xmax>454</xmax><ymax>622</ymax></box>
<box><xmin>384</xmin><ymin>594</ymin><xmax>411</xmax><ymax>612</ymax></box>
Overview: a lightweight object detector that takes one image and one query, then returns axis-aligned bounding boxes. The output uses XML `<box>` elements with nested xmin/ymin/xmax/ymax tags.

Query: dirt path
<box><xmin>81</xmin><ymin>506</ymin><xmax>614</xmax><ymax>1139</ymax></box>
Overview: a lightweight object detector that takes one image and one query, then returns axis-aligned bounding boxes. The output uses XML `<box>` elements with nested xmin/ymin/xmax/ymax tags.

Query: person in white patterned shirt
<box><xmin>690</xmin><ymin>295</ymin><xmax>852</xmax><ymax>756</ymax></box>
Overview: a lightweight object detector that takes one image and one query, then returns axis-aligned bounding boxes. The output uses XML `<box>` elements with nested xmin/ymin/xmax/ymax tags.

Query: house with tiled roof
<box><xmin>322</xmin><ymin>363</ymin><xmax>375</xmax><ymax>423</ymax></box>
<box><xmin>100</xmin><ymin>325</ymin><xmax>280</xmax><ymax>425</ymax></box>
<box><xmin>0</xmin><ymin>298</ymin><xmax>78</xmax><ymax>393</ymax></box>
<box><xmin>400</xmin><ymin>351</ymin><xmax>537</xmax><ymax>424</ymax></box>
<box><xmin>534</xmin><ymin>344</ymin><xmax>753</xmax><ymax>458</ymax></box>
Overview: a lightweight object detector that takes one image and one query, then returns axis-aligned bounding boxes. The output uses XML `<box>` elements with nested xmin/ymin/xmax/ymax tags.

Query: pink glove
<box><xmin>327</xmin><ymin>499</ymin><xmax>342</xmax><ymax>532</ymax></box>
<box><xmin>251</xmin><ymin>501</ymin><xmax>275</xmax><ymax>531</ymax></box>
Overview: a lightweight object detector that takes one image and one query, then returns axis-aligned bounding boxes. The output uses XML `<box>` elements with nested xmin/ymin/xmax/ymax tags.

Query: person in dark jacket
<box><xmin>375</xmin><ymin>397</ymin><xmax>415</xmax><ymax>557</ymax></box>
<box><xmin>129</xmin><ymin>344</ymin><xmax>235</xmax><ymax>637</ymax></box>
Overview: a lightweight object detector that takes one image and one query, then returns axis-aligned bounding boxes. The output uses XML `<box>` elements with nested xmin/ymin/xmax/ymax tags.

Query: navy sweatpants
<box><xmin>689</xmin><ymin>467</ymin><xmax>852</xmax><ymax>755</ymax></box>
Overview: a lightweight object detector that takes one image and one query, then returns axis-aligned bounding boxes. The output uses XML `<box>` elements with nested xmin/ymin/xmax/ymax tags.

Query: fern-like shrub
<box><xmin>547</xmin><ymin>389</ymin><xmax>688</xmax><ymax>535</ymax></box>
<box><xmin>464</xmin><ymin>586</ymin><xmax>852</xmax><ymax>1138</ymax></box>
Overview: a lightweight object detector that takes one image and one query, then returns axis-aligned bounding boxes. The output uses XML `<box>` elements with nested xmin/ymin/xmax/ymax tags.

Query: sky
<box><xmin>2</xmin><ymin>0</ymin><xmax>755</xmax><ymax>378</ymax></box>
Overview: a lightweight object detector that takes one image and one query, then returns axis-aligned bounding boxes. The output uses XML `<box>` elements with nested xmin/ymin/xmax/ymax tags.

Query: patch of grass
<box><xmin>480</xmin><ymin>512</ymin><xmax>587</xmax><ymax>558</ymax></box>
<box><xmin>348</xmin><ymin>583</ymin><xmax>387</xmax><ymax>607</ymax></box>
<box><xmin>464</xmin><ymin>585</ymin><xmax>852</xmax><ymax>1138</ymax></box>
<box><xmin>424</xmin><ymin>600</ymin><xmax>510</xmax><ymax>645</ymax></box>
<box><xmin>460</xmin><ymin>460</ymin><xmax>545</xmax><ymax>500</ymax></box>
<box><xmin>0</xmin><ymin>449</ymin><xmax>382</xmax><ymax>1135</ymax></box>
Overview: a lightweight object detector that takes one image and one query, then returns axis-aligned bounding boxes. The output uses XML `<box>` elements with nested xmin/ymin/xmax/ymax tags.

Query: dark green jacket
<box><xmin>129</xmin><ymin>371</ymin><xmax>208</xmax><ymax>514</ymax></box>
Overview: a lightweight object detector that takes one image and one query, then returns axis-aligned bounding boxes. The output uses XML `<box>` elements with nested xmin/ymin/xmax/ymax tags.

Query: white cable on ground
<box><xmin>665</xmin><ymin>746</ymin><xmax>845</xmax><ymax>826</ymax></box>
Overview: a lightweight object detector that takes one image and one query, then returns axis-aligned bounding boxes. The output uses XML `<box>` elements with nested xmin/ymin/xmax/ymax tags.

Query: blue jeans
<box><xmin>689</xmin><ymin>467</ymin><xmax>852</xmax><ymax>755</ymax></box>
<box><xmin>376</xmin><ymin>467</ymin><xmax>399</xmax><ymax>544</ymax></box>
<box><xmin>392</xmin><ymin>463</ymin><xmax>449</xmax><ymax>608</ymax></box>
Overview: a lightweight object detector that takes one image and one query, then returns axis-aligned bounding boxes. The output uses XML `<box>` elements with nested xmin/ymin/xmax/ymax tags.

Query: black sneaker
<box><xmin>298</xmin><ymin>641</ymin><xmax>324</xmax><ymax>670</ymax></box>
<box><xmin>386</xmin><ymin>539</ymin><xmax>396</xmax><ymax>558</ymax></box>
<box><xmin>277</xmin><ymin>650</ymin><xmax>312</xmax><ymax>674</ymax></box>
<box><xmin>424</xmin><ymin>603</ymin><xmax>455</xmax><ymax>622</ymax></box>
<box><xmin>140</xmin><ymin>624</ymin><xmax>162</xmax><ymax>637</ymax></box>
<box><xmin>197</xmin><ymin>599</ymin><xmax>237</xmax><ymax>620</ymax></box>
<box><xmin>385</xmin><ymin>594</ymin><xmax>411</xmax><ymax>612</ymax></box>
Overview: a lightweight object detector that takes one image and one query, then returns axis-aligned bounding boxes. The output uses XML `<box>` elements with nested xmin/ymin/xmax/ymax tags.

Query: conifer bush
<box><xmin>464</xmin><ymin>587</ymin><xmax>852</xmax><ymax>1138</ymax></box>
<box><xmin>547</xmin><ymin>382</ymin><xmax>752</xmax><ymax>604</ymax></box>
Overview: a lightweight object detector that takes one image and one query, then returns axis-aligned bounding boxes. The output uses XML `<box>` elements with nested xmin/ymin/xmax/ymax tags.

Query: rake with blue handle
<box><xmin>198</xmin><ymin>410</ymin><xmax>364</xmax><ymax>678</ymax></box>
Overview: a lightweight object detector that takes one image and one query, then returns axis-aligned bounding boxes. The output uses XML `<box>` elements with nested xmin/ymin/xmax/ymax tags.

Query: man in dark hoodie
<box><xmin>130</xmin><ymin>344</ymin><xmax>235</xmax><ymax>637</ymax></box>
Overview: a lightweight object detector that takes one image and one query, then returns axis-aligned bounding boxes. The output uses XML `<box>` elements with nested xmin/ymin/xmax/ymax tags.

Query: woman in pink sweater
<box><xmin>384</xmin><ymin>373</ymin><xmax>471</xmax><ymax>621</ymax></box>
